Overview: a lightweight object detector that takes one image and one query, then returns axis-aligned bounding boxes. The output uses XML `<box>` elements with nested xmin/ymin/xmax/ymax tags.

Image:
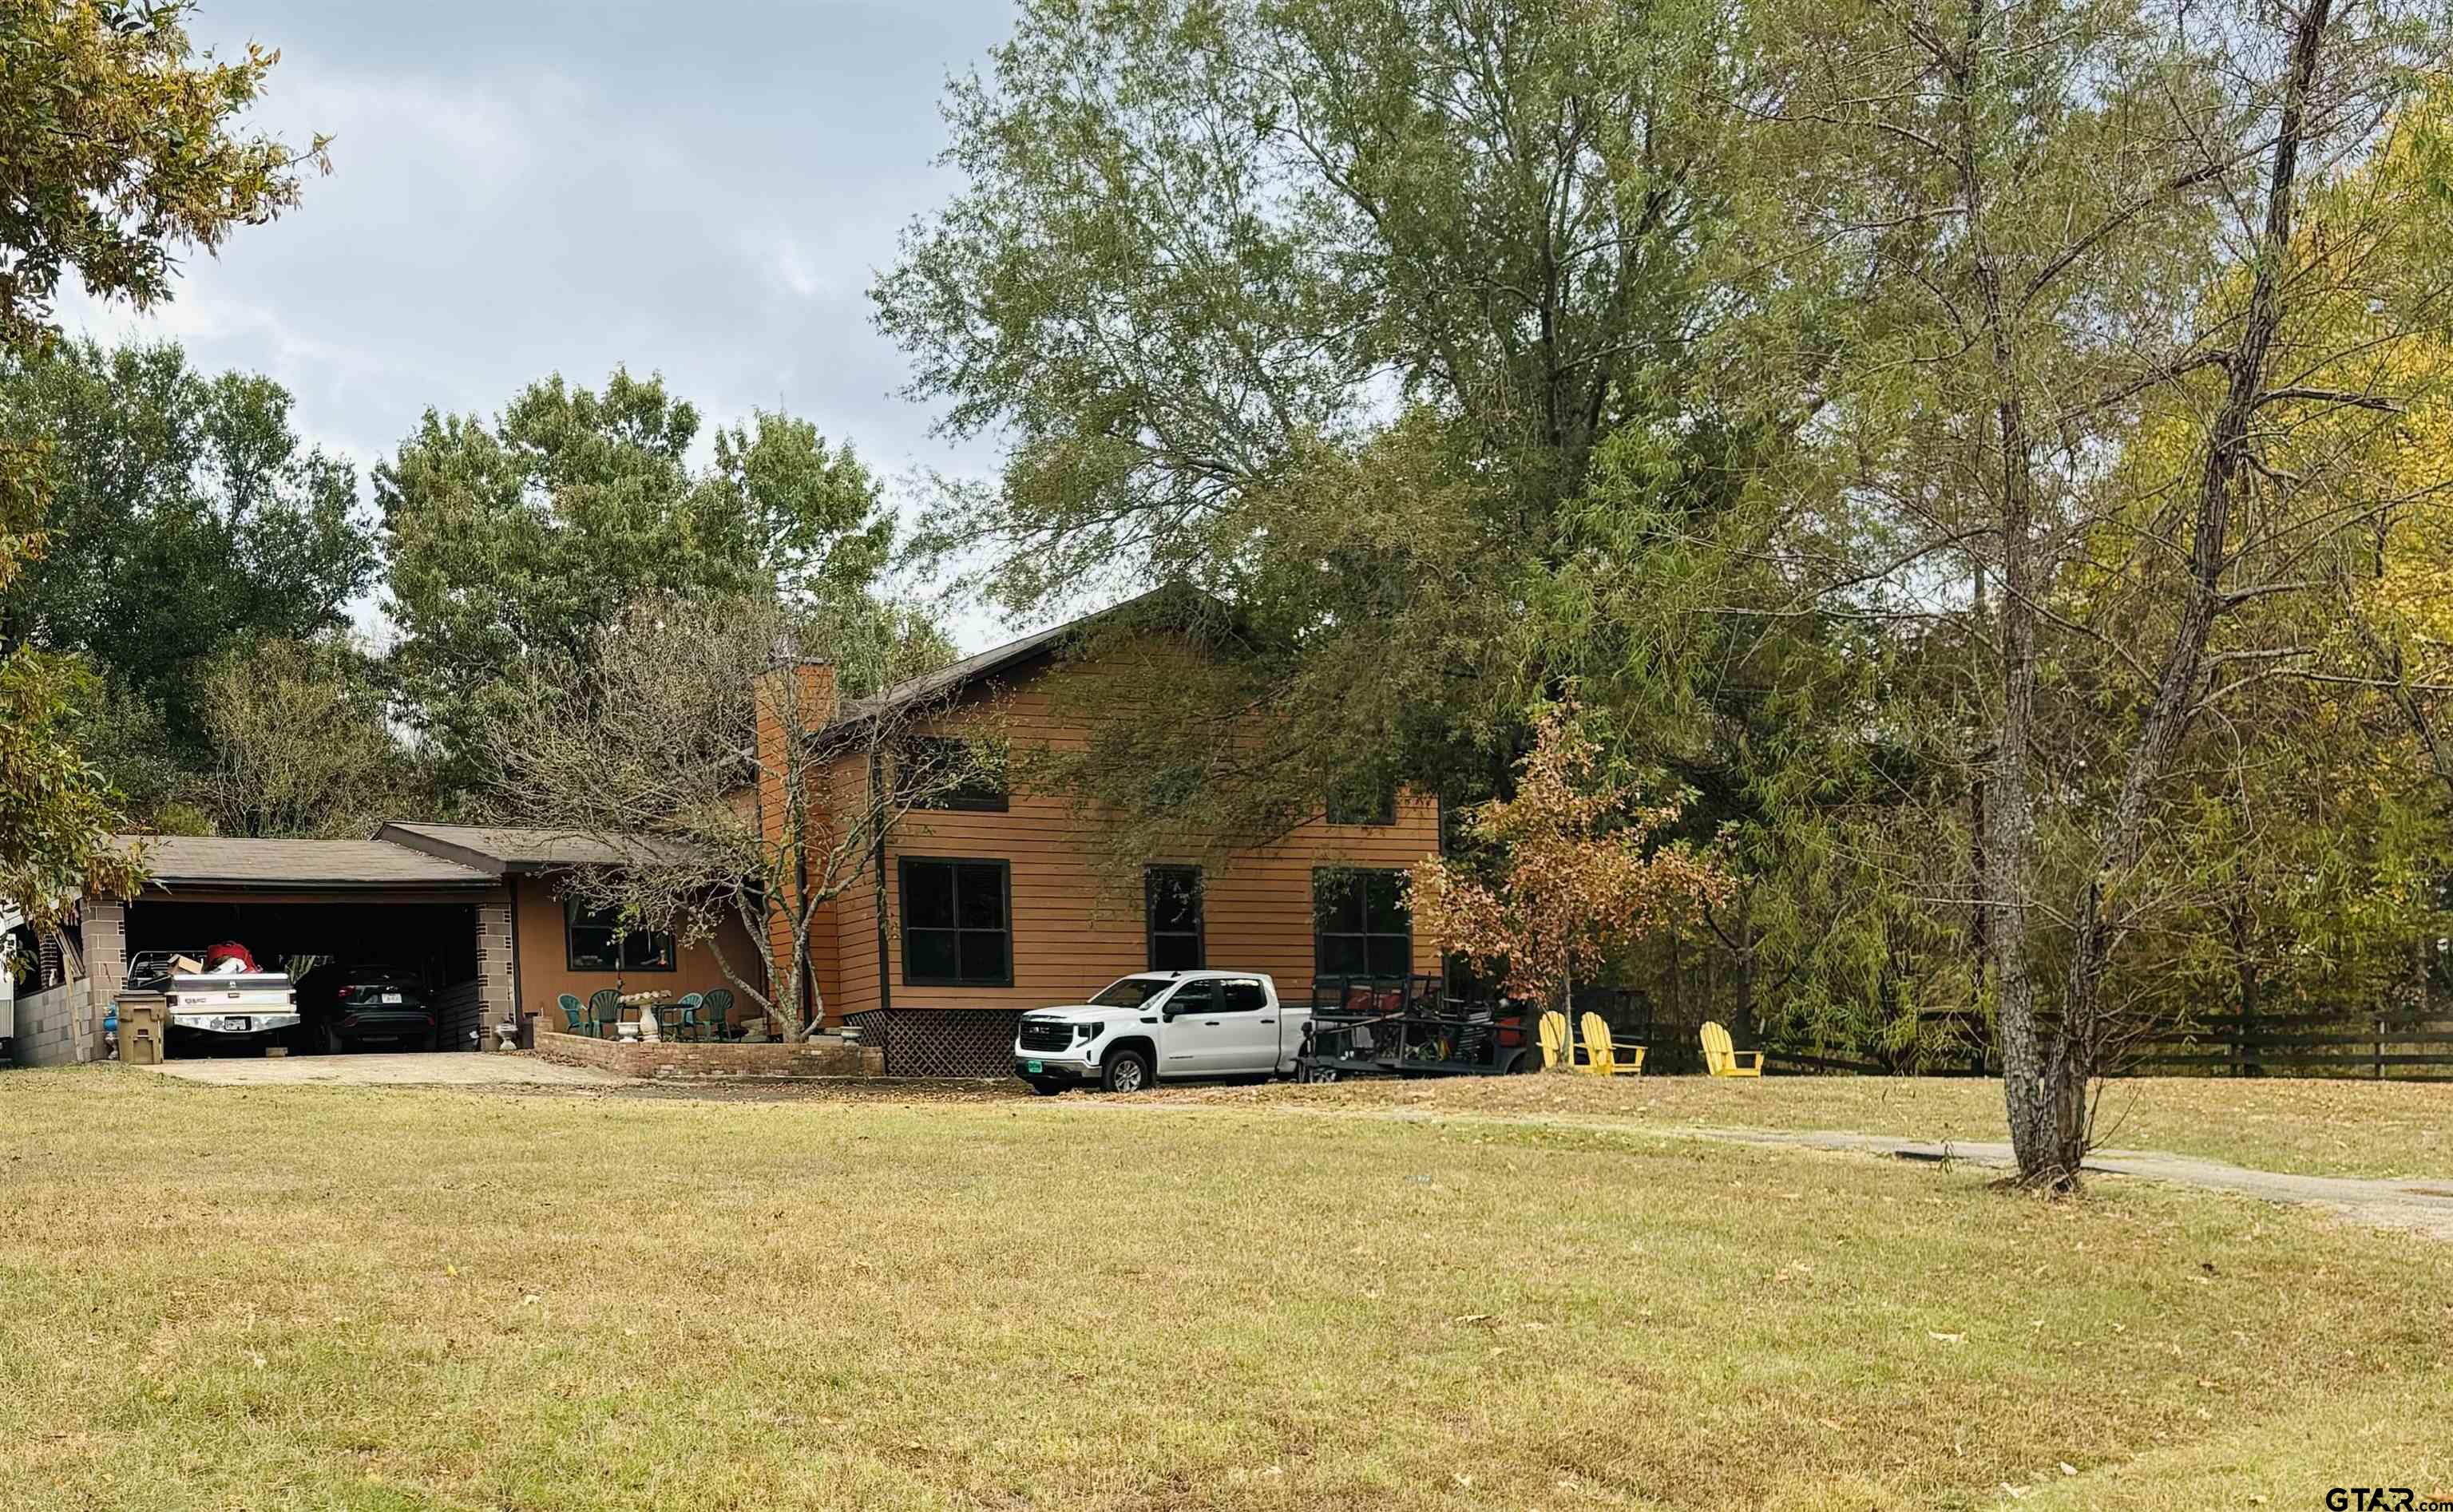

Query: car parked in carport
<box><xmin>293</xmin><ymin>962</ymin><xmax>438</xmax><ymax>1053</ymax></box>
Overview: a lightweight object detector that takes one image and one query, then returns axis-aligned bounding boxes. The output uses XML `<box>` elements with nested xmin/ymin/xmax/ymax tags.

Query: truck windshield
<box><xmin>1088</xmin><ymin>976</ymin><xmax>1180</xmax><ymax>1008</ymax></box>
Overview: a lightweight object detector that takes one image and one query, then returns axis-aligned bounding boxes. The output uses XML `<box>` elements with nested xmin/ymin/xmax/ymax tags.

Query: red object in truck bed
<box><xmin>202</xmin><ymin>941</ymin><xmax>258</xmax><ymax>972</ymax></box>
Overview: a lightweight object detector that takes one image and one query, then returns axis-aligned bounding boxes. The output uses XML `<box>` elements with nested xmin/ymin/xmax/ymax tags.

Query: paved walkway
<box><xmin>145</xmin><ymin>1051</ymin><xmax>626</xmax><ymax>1088</ymax></box>
<box><xmin>1676</xmin><ymin>1126</ymin><xmax>2453</xmax><ymax>1240</ymax></box>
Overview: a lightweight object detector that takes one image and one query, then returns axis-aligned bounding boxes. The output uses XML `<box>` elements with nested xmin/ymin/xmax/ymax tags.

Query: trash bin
<box><xmin>115</xmin><ymin>992</ymin><xmax>168</xmax><ymax>1066</ymax></box>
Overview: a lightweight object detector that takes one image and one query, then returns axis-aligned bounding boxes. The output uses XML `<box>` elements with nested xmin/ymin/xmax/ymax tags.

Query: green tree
<box><xmin>182</xmin><ymin>635</ymin><xmax>432</xmax><ymax>840</ymax></box>
<box><xmin>875</xmin><ymin>0</ymin><xmax>1777</xmax><ymax>857</ymax></box>
<box><xmin>1734</xmin><ymin>0</ymin><xmax>2447</xmax><ymax>1186</ymax></box>
<box><xmin>378</xmin><ymin>369</ymin><xmax>902</xmax><ymax>790</ymax></box>
<box><xmin>0</xmin><ymin>338</ymin><xmax>373</xmax><ymax>758</ymax></box>
<box><xmin>0</xmin><ymin>0</ymin><xmax>323</xmax><ymax>928</ymax></box>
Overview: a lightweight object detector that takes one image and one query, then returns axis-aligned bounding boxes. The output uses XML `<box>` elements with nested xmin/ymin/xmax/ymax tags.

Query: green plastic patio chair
<box><xmin>557</xmin><ymin>993</ymin><xmax>586</xmax><ymax>1035</ymax></box>
<box><xmin>699</xmin><ymin>988</ymin><xmax>735</xmax><ymax>1041</ymax></box>
<box><xmin>671</xmin><ymin>992</ymin><xmax>705</xmax><ymax>1042</ymax></box>
<box><xmin>585</xmin><ymin>988</ymin><xmax>622</xmax><ymax>1039</ymax></box>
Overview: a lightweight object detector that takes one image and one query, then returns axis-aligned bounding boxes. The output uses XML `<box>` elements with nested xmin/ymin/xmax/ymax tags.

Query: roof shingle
<box><xmin>119</xmin><ymin>837</ymin><xmax>497</xmax><ymax>889</ymax></box>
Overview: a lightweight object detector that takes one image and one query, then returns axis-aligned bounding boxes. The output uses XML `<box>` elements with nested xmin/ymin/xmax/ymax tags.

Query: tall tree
<box><xmin>0</xmin><ymin>0</ymin><xmax>323</xmax><ymax>927</ymax></box>
<box><xmin>875</xmin><ymin>0</ymin><xmax>1775</xmax><ymax>854</ymax></box>
<box><xmin>378</xmin><ymin>369</ymin><xmax>902</xmax><ymax>792</ymax></box>
<box><xmin>1746</xmin><ymin>0</ymin><xmax>2447</xmax><ymax>1186</ymax></box>
<box><xmin>0</xmin><ymin>338</ymin><xmax>373</xmax><ymax>758</ymax></box>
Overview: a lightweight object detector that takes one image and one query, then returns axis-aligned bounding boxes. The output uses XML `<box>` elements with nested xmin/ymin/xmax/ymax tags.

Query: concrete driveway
<box><xmin>145</xmin><ymin>1052</ymin><xmax>625</xmax><ymax>1088</ymax></box>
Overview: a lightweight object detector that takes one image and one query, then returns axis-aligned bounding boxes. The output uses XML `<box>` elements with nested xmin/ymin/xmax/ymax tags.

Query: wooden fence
<box><xmin>1802</xmin><ymin>1007</ymin><xmax>2453</xmax><ymax>1080</ymax></box>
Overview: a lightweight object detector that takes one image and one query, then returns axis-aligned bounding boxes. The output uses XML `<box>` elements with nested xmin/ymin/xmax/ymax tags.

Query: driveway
<box><xmin>145</xmin><ymin>1052</ymin><xmax>626</xmax><ymax>1088</ymax></box>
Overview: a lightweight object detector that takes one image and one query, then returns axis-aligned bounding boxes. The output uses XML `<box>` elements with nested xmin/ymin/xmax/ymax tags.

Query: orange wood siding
<box><xmin>801</xmin><ymin>671</ymin><xmax>1440</xmax><ymax>1020</ymax></box>
<box><xmin>510</xmin><ymin>875</ymin><xmax>761</xmax><ymax>1021</ymax></box>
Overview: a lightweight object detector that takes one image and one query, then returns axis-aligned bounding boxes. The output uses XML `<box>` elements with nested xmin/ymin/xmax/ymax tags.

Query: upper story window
<box><xmin>1325</xmin><ymin>778</ymin><xmax>1397</xmax><ymax>827</ymax></box>
<box><xmin>897</xmin><ymin>735</ymin><xmax>1009</xmax><ymax>813</ymax></box>
<box><xmin>565</xmin><ymin>898</ymin><xmax>676</xmax><ymax>972</ymax></box>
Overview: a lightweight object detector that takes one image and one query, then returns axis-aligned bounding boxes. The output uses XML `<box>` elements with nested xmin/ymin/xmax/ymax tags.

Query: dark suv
<box><xmin>293</xmin><ymin>963</ymin><xmax>438</xmax><ymax>1053</ymax></box>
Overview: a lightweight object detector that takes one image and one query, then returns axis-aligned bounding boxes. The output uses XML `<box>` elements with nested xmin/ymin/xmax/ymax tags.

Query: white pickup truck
<box><xmin>1013</xmin><ymin>971</ymin><xmax>1302</xmax><ymax>1094</ymax></box>
<box><xmin>126</xmin><ymin>950</ymin><xmax>299</xmax><ymax>1051</ymax></box>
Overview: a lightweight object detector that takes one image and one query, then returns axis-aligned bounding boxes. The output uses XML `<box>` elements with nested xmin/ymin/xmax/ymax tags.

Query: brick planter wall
<box><xmin>533</xmin><ymin>1028</ymin><xmax>883</xmax><ymax>1080</ymax></box>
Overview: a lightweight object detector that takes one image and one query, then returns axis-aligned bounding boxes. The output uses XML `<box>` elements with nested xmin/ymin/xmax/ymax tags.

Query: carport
<box><xmin>94</xmin><ymin>838</ymin><xmax>515</xmax><ymax>1059</ymax></box>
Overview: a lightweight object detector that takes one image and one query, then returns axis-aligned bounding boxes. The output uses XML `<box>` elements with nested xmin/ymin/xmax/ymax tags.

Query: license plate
<box><xmin>215</xmin><ymin>1017</ymin><xmax>251</xmax><ymax>1032</ymax></box>
<box><xmin>1024</xmin><ymin>1060</ymin><xmax>1044</xmax><ymax>1073</ymax></box>
<box><xmin>381</xmin><ymin>992</ymin><xmax>403</xmax><ymax>1003</ymax></box>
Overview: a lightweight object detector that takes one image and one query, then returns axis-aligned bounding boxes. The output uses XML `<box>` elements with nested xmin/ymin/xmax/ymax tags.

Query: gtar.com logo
<box><xmin>2323</xmin><ymin>1490</ymin><xmax>2453</xmax><ymax>1510</ymax></box>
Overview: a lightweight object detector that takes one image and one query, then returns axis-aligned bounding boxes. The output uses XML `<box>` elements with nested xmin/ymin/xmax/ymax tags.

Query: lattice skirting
<box><xmin>841</xmin><ymin>1008</ymin><xmax>1020</xmax><ymax>1078</ymax></box>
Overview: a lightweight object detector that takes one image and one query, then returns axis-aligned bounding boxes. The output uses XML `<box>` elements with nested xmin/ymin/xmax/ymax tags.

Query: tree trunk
<box><xmin>2047</xmin><ymin>0</ymin><xmax>2336</xmax><ymax>1181</ymax></box>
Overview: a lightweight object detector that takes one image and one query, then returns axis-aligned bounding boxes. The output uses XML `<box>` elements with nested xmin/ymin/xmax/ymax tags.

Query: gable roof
<box><xmin>822</xmin><ymin>584</ymin><xmax>1207</xmax><ymax>734</ymax></box>
<box><xmin>123</xmin><ymin>837</ymin><xmax>497</xmax><ymax>891</ymax></box>
<box><xmin>371</xmin><ymin>822</ymin><xmax>707</xmax><ymax>877</ymax></box>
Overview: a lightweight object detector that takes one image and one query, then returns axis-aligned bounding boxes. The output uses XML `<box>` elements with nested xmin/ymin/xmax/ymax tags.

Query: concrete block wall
<box><xmin>80</xmin><ymin>902</ymin><xmax>127</xmax><ymax>1062</ymax></box>
<box><xmin>13</xmin><ymin>982</ymin><xmax>85</xmax><ymax>1067</ymax></box>
<box><xmin>471</xmin><ymin>901</ymin><xmax>515</xmax><ymax>1051</ymax></box>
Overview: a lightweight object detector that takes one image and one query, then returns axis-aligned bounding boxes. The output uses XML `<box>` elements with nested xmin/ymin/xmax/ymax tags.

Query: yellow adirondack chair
<box><xmin>1699</xmin><ymin>1020</ymin><xmax>1763</xmax><ymax>1077</ymax></box>
<box><xmin>1579</xmin><ymin>1011</ymin><xmax>1645</xmax><ymax>1075</ymax></box>
<box><xmin>1538</xmin><ymin>1011</ymin><xmax>1575</xmax><ymax>1070</ymax></box>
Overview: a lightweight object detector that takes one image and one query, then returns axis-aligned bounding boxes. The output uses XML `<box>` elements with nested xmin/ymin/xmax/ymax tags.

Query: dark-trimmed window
<box><xmin>1326</xmin><ymin>778</ymin><xmax>1397</xmax><ymax>826</ymax></box>
<box><xmin>565</xmin><ymin>900</ymin><xmax>676</xmax><ymax>972</ymax></box>
<box><xmin>897</xmin><ymin>735</ymin><xmax>1009</xmax><ymax>812</ymax></box>
<box><xmin>900</xmin><ymin>858</ymin><xmax>1013</xmax><ymax>986</ymax></box>
<box><xmin>1145</xmin><ymin>865</ymin><xmax>1204</xmax><ymax>971</ymax></box>
<box><xmin>1314</xmin><ymin>868</ymin><xmax>1410</xmax><ymax>977</ymax></box>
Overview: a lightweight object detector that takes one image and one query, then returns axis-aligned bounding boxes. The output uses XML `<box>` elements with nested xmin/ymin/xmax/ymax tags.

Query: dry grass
<box><xmin>1147</xmin><ymin>1073</ymin><xmax>2453</xmax><ymax>1179</ymax></box>
<box><xmin>2</xmin><ymin>1067</ymin><xmax>2448</xmax><ymax>1511</ymax></box>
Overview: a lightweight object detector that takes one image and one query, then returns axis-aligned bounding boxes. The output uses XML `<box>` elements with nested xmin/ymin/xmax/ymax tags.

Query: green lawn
<box><xmin>3</xmin><ymin>1067</ymin><xmax>2448</xmax><ymax>1511</ymax></box>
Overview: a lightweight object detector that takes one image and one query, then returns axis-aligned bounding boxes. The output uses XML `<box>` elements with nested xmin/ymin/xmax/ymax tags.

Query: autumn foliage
<box><xmin>1408</xmin><ymin>703</ymin><xmax>1730</xmax><ymax>1021</ymax></box>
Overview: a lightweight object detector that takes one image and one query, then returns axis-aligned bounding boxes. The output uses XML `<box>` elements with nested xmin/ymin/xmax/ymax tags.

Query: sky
<box><xmin>61</xmin><ymin>0</ymin><xmax>1024</xmax><ymax>649</ymax></box>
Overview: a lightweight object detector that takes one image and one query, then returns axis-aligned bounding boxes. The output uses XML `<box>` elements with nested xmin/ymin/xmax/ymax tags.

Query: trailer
<box><xmin>1293</xmin><ymin>975</ymin><xmax>1543</xmax><ymax>1080</ymax></box>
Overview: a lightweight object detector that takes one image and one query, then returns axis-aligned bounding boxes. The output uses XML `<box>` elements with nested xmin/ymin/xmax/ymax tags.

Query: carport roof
<box><xmin>121</xmin><ymin>837</ymin><xmax>498</xmax><ymax>891</ymax></box>
<box><xmin>371</xmin><ymin>822</ymin><xmax>703</xmax><ymax>876</ymax></box>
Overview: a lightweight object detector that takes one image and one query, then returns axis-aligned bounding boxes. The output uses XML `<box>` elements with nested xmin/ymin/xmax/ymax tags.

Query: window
<box><xmin>897</xmin><ymin>735</ymin><xmax>1009</xmax><ymax>812</ymax></box>
<box><xmin>1165</xmin><ymin>980</ymin><xmax>1217</xmax><ymax>1014</ymax></box>
<box><xmin>1314</xmin><ymin>868</ymin><xmax>1411</xmax><ymax>977</ymax></box>
<box><xmin>1326</xmin><ymin>778</ymin><xmax>1397</xmax><ymax>826</ymax></box>
<box><xmin>565</xmin><ymin>899</ymin><xmax>676</xmax><ymax>972</ymax></box>
<box><xmin>900</xmin><ymin>858</ymin><xmax>1013</xmax><ymax>986</ymax></box>
<box><xmin>1218</xmin><ymin>977</ymin><xmax>1269</xmax><ymax>1013</ymax></box>
<box><xmin>1144</xmin><ymin>865</ymin><xmax>1204</xmax><ymax>971</ymax></box>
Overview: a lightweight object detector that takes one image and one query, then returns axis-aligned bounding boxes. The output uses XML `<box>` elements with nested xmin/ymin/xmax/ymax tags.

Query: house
<box><xmin>10</xmin><ymin>829</ymin><xmax>757</xmax><ymax>1067</ymax></box>
<box><xmin>14</xmin><ymin>601</ymin><xmax>1435</xmax><ymax>1074</ymax></box>
<box><xmin>747</xmin><ymin>601</ymin><xmax>1441</xmax><ymax>1075</ymax></box>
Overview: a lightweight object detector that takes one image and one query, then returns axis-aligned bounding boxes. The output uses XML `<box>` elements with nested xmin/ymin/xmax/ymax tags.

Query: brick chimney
<box><xmin>751</xmin><ymin>661</ymin><xmax>839</xmax><ymax>1029</ymax></box>
<box><xmin>753</xmin><ymin>660</ymin><xmax>838</xmax><ymax>778</ymax></box>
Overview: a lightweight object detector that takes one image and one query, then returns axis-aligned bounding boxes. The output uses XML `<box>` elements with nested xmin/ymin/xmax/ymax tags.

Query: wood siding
<box><xmin>798</xmin><ymin>671</ymin><xmax>1440</xmax><ymax>1023</ymax></box>
<box><xmin>509</xmin><ymin>875</ymin><xmax>761</xmax><ymax>1023</ymax></box>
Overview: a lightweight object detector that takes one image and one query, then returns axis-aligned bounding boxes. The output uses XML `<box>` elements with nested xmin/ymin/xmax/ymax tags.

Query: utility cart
<box><xmin>1293</xmin><ymin>975</ymin><xmax>1542</xmax><ymax>1080</ymax></box>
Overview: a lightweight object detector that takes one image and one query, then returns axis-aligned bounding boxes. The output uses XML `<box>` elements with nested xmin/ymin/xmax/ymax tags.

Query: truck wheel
<box><xmin>1100</xmin><ymin>1048</ymin><xmax>1151</xmax><ymax>1094</ymax></box>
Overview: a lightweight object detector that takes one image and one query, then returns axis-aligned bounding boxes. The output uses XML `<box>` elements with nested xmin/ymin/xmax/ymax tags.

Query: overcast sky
<box><xmin>61</xmin><ymin>0</ymin><xmax>1024</xmax><ymax>648</ymax></box>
